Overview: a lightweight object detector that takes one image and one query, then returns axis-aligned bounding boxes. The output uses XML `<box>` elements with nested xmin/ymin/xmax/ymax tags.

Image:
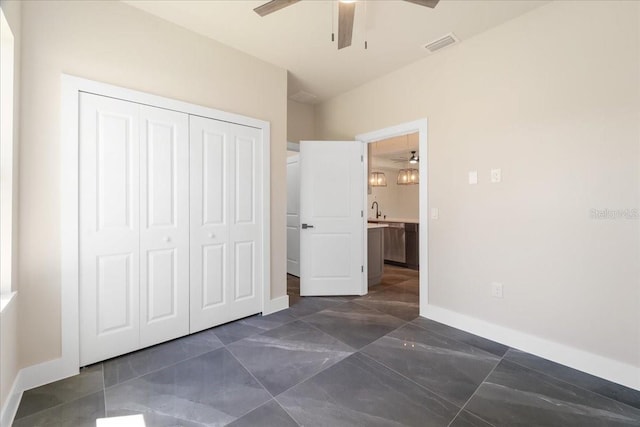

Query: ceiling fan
<box><xmin>390</xmin><ymin>151</ymin><xmax>419</xmax><ymax>164</ymax></box>
<box><xmin>254</xmin><ymin>0</ymin><xmax>440</xmax><ymax>49</ymax></box>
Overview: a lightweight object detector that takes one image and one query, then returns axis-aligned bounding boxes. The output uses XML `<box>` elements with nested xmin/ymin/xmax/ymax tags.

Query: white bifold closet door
<box><xmin>189</xmin><ymin>116</ymin><xmax>262</xmax><ymax>332</ymax></box>
<box><xmin>79</xmin><ymin>93</ymin><xmax>189</xmax><ymax>365</ymax></box>
<box><xmin>138</xmin><ymin>105</ymin><xmax>189</xmax><ymax>347</ymax></box>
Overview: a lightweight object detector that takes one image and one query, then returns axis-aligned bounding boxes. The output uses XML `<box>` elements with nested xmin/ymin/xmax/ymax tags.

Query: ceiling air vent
<box><xmin>289</xmin><ymin>90</ymin><xmax>317</xmax><ymax>104</ymax></box>
<box><xmin>424</xmin><ymin>32</ymin><xmax>459</xmax><ymax>53</ymax></box>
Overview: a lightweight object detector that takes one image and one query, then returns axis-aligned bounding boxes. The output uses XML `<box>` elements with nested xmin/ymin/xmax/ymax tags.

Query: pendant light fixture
<box><xmin>397</xmin><ymin>169</ymin><xmax>409</xmax><ymax>185</ymax></box>
<box><xmin>369</xmin><ymin>141</ymin><xmax>387</xmax><ymax>187</ymax></box>
<box><xmin>397</xmin><ymin>137</ymin><xmax>419</xmax><ymax>185</ymax></box>
<box><xmin>397</xmin><ymin>167</ymin><xmax>419</xmax><ymax>185</ymax></box>
<box><xmin>370</xmin><ymin>171</ymin><xmax>387</xmax><ymax>187</ymax></box>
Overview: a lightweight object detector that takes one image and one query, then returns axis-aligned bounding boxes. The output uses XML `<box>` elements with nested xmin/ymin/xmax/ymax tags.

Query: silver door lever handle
<box><xmin>301</xmin><ymin>224</ymin><xmax>314</xmax><ymax>229</ymax></box>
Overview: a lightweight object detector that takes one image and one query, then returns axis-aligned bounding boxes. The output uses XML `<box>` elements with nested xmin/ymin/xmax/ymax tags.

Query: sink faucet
<box><xmin>371</xmin><ymin>201</ymin><xmax>382</xmax><ymax>219</ymax></box>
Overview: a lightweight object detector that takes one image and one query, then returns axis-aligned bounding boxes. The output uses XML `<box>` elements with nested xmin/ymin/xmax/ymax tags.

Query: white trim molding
<box><xmin>263</xmin><ymin>294</ymin><xmax>290</xmax><ymax>315</ymax></box>
<box><xmin>0</xmin><ymin>370</ymin><xmax>21</xmax><ymax>427</ymax></box>
<box><xmin>422</xmin><ymin>304</ymin><xmax>640</xmax><ymax>391</ymax></box>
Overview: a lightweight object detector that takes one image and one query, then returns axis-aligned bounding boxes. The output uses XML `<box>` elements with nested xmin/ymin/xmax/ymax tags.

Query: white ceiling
<box><xmin>124</xmin><ymin>0</ymin><xmax>548</xmax><ymax>103</ymax></box>
<box><xmin>370</xmin><ymin>132</ymin><xmax>419</xmax><ymax>169</ymax></box>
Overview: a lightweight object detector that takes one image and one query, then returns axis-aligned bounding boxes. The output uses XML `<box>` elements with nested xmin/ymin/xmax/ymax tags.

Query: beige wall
<box><xmin>18</xmin><ymin>0</ymin><xmax>287</xmax><ymax>368</ymax></box>
<box><xmin>317</xmin><ymin>1</ymin><xmax>640</xmax><ymax>368</ymax></box>
<box><xmin>287</xmin><ymin>99</ymin><xmax>315</xmax><ymax>143</ymax></box>
<box><xmin>0</xmin><ymin>0</ymin><xmax>20</xmax><ymax>411</ymax></box>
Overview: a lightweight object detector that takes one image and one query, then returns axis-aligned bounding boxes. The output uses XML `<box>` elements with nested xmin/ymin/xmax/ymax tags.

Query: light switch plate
<box><xmin>491</xmin><ymin>168</ymin><xmax>502</xmax><ymax>183</ymax></box>
<box><xmin>431</xmin><ymin>208</ymin><xmax>439</xmax><ymax>220</ymax></box>
<box><xmin>468</xmin><ymin>171</ymin><xmax>478</xmax><ymax>185</ymax></box>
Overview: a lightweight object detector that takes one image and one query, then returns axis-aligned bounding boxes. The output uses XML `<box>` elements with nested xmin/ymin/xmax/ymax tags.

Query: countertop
<box><xmin>367</xmin><ymin>223</ymin><xmax>389</xmax><ymax>229</ymax></box>
<box><xmin>368</xmin><ymin>218</ymin><xmax>419</xmax><ymax>224</ymax></box>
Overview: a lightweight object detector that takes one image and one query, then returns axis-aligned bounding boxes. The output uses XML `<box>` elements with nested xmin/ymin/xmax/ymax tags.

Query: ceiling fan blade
<box><xmin>338</xmin><ymin>1</ymin><xmax>355</xmax><ymax>50</ymax></box>
<box><xmin>403</xmin><ymin>0</ymin><xmax>440</xmax><ymax>8</ymax></box>
<box><xmin>253</xmin><ymin>0</ymin><xmax>300</xmax><ymax>17</ymax></box>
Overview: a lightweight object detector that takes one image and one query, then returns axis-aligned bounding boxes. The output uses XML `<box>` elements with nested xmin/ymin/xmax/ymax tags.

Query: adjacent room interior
<box><xmin>0</xmin><ymin>0</ymin><xmax>639</xmax><ymax>426</ymax></box>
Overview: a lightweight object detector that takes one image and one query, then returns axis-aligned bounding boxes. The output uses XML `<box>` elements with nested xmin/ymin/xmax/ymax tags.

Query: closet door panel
<box><xmin>80</xmin><ymin>93</ymin><xmax>140</xmax><ymax>366</ymax></box>
<box><xmin>190</xmin><ymin>116</ymin><xmax>231</xmax><ymax>332</ymax></box>
<box><xmin>139</xmin><ymin>105</ymin><xmax>189</xmax><ymax>347</ymax></box>
<box><xmin>190</xmin><ymin>117</ymin><xmax>262</xmax><ymax>332</ymax></box>
<box><xmin>228</xmin><ymin>125</ymin><xmax>262</xmax><ymax>311</ymax></box>
<box><xmin>202</xmin><ymin>243</ymin><xmax>226</xmax><ymax>308</ymax></box>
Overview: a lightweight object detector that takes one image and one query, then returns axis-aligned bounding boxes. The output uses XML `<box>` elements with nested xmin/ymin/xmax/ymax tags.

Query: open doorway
<box><xmin>363</xmin><ymin>132</ymin><xmax>421</xmax><ymax>317</ymax></box>
<box><xmin>357</xmin><ymin>119</ymin><xmax>428</xmax><ymax>314</ymax></box>
<box><xmin>285</xmin><ymin>119</ymin><xmax>427</xmax><ymax>321</ymax></box>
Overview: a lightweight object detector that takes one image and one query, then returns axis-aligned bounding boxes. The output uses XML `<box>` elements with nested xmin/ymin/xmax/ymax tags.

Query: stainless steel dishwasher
<box><xmin>383</xmin><ymin>223</ymin><xmax>406</xmax><ymax>263</ymax></box>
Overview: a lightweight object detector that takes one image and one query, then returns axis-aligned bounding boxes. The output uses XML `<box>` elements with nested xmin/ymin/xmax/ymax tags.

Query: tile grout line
<box><xmin>220</xmin><ymin>315</ymin><xmax>354</xmax><ymax>396</ymax></box>
<box><xmin>222</xmin><ymin>318</ymin><xmax>351</xmax><ymax>425</ymax></box>
<box><xmin>298</xmin><ymin>312</ymin><xmax>410</xmax><ymax>351</ymax></box>
<box><xmin>501</xmin><ymin>350</ymin><xmax>640</xmax><ymax>413</ymax></box>
<box><xmin>446</xmin><ymin>355</ymin><xmax>502</xmax><ymax>427</ymax></box>
<box><xmin>223</xmin><ymin>348</ymin><xmax>282</xmax><ymax>423</ymax></box>
<box><xmin>103</xmin><ymin>340</ymin><xmax>226</xmax><ymax>391</ymax></box>
<box><xmin>350</xmin><ymin>298</ymin><xmax>419</xmax><ymax>323</ymax></box>
<box><xmin>271</xmin><ymin>397</ymin><xmax>302</xmax><ymax>427</ymax></box>
<box><xmin>13</xmin><ymin>366</ymin><xmax>106</xmax><ymax>422</ymax></box>
<box><xmin>102</xmin><ymin>363</ymin><xmax>107</xmax><ymax>418</ymax></box>
<box><xmin>355</xmin><ymin>350</ymin><xmax>465</xmax><ymax>411</ymax></box>
<box><xmin>409</xmin><ymin>319</ymin><xmax>508</xmax><ymax>359</ymax></box>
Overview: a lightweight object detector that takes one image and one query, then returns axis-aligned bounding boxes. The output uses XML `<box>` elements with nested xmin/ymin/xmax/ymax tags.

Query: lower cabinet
<box><xmin>79</xmin><ymin>92</ymin><xmax>263</xmax><ymax>365</ymax></box>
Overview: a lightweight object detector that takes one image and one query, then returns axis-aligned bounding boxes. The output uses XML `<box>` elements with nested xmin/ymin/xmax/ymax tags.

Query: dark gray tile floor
<box><xmin>14</xmin><ymin>265</ymin><xmax>640</xmax><ymax>426</ymax></box>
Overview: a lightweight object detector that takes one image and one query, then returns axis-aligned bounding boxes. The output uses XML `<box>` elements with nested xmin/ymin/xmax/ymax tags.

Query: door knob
<box><xmin>164</xmin><ymin>236</ymin><xmax>171</xmax><ymax>243</ymax></box>
<box><xmin>208</xmin><ymin>233</ymin><xmax>215</xmax><ymax>239</ymax></box>
<box><xmin>301</xmin><ymin>224</ymin><xmax>314</xmax><ymax>229</ymax></box>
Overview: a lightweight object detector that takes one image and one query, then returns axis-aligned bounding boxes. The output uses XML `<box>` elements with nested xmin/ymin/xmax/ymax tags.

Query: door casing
<box><xmin>53</xmin><ymin>75</ymin><xmax>272</xmax><ymax>386</ymax></box>
<box><xmin>356</xmin><ymin>120</ymin><xmax>428</xmax><ymax>313</ymax></box>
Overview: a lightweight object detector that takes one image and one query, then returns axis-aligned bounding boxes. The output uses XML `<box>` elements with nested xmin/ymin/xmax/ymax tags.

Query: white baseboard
<box><xmin>421</xmin><ymin>304</ymin><xmax>640</xmax><ymax>391</ymax></box>
<box><xmin>263</xmin><ymin>295</ymin><xmax>289</xmax><ymax>315</ymax></box>
<box><xmin>0</xmin><ymin>356</ymin><xmax>78</xmax><ymax>427</ymax></box>
<box><xmin>18</xmin><ymin>356</ymin><xmax>78</xmax><ymax>393</ymax></box>
<box><xmin>0</xmin><ymin>370</ymin><xmax>22</xmax><ymax>427</ymax></box>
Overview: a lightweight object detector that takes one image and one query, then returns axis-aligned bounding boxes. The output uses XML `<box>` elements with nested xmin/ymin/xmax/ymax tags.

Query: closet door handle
<box><xmin>301</xmin><ymin>224</ymin><xmax>314</xmax><ymax>229</ymax></box>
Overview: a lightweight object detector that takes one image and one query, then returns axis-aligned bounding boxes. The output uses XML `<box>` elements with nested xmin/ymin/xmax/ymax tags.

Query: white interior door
<box><xmin>189</xmin><ymin>116</ymin><xmax>263</xmax><ymax>332</ymax></box>
<box><xmin>80</xmin><ymin>93</ymin><xmax>140</xmax><ymax>365</ymax></box>
<box><xmin>299</xmin><ymin>141</ymin><xmax>365</xmax><ymax>296</ymax></box>
<box><xmin>139</xmin><ymin>105</ymin><xmax>189</xmax><ymax>347</ymax></box>
<box><xmin>286</xmin><ymin>155</ymin><xmax>300</xmax><ymax>277</ymax></box>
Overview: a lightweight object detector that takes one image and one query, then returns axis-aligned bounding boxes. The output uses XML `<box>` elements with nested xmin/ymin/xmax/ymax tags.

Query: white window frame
<box><xmin>0</xmin><ymin>8</ymin><xmax>15</xmax><ymax>301</ymax></box>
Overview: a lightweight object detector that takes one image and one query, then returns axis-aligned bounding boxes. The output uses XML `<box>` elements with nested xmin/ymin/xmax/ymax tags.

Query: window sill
<box><xmin>0</xmin><ymin>291</ymin><xmax>16</xmax><ymax>313</ymax></box>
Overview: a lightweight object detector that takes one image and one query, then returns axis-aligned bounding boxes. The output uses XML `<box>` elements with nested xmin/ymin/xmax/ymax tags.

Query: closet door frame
<box><xmin>57</xmin><ymin>74</ymin><xmax>272</xmax><ymax>382</ymax></box>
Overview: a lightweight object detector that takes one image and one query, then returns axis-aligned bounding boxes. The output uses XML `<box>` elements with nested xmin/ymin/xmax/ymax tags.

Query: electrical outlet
<box><xmin>491</xmin><ymin>168</ymin><xmax>502</xmax><ymax>183</ymax></box>
<box><xmin>491</xmin><ymin>282</ymin><xmax>503</xmax><ymax>298</ymax></box>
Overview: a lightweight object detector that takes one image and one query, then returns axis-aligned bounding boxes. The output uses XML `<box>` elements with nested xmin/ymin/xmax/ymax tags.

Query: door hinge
<box><xmin>361</xmin><ymin>210</ymin><xmax>363</xmax><ymax>218</ymax></box>
<box><xmin>361</xmin><ymin>155</ymin><xmax>364</xmax><ymax>162</ymax></box>
<box><xmin>361</xmin><ymin>265</ymin><xmax>364</xmax><ymax>273</ymax></box>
